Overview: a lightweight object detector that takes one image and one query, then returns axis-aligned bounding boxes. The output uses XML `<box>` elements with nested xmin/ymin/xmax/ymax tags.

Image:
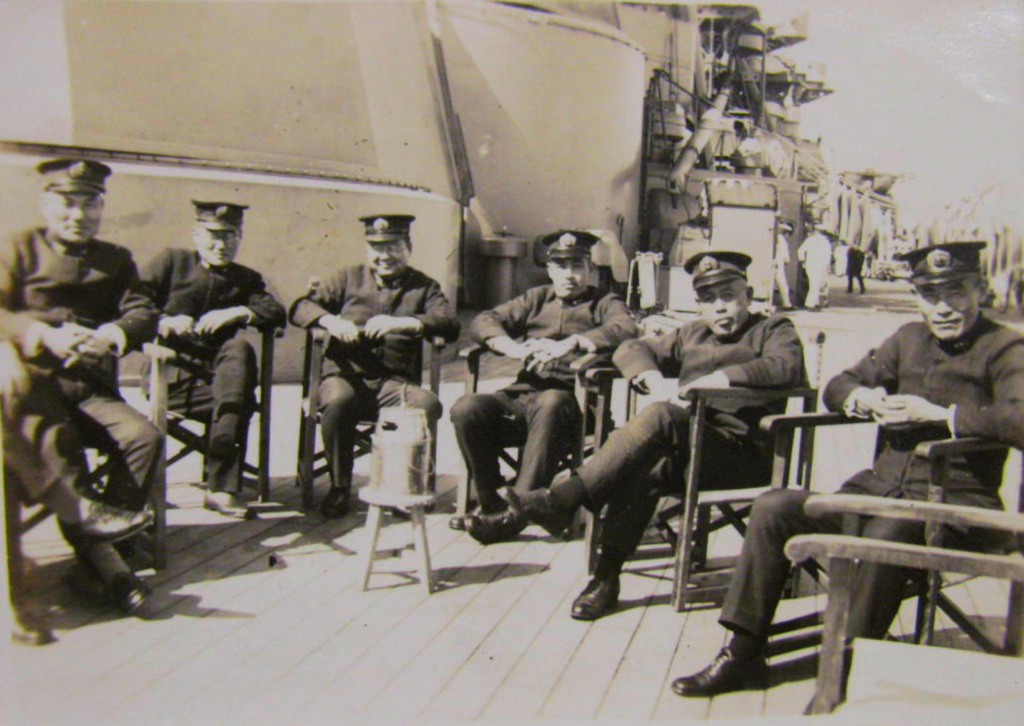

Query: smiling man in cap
<box><xmin>453</xmin><ymin>229</ymin><xmax>638</xmax><ymax>544</ymax></box>
<box><xmin>0</xmin><ymin>158</ymin><xmax>161</xmax><ymax>615</ymax></box>
<box><xmin>290</xmin><ymin>214</ymin><xmax>460</xmax><ymax>517</ymax></box>
<box><xmin>471</xmin><ymin>249</ymin><xmax>805</xmax><ymax>618</ymax></box>
<box><xmin>140</xmin><ymin>201</ymin><xmax>286</xmax><ymax>518</ymax></box>
<box><xmin>670</xmin><ymin>241</ymin><xmax>1024</xmax><ymax>700</ymax></box>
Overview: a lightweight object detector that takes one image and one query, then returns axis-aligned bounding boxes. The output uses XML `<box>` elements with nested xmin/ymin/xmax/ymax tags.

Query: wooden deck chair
<box><xmin>452</xmin><ymin>346</ymin><xmax>616</xmax><ymax>521</ymax></box>
<box><xmin>144</xmin><ymin>324</ymin><xmax>282</xmax><ymax>510</ymax></box>
<box><xmin>296</xmin><ymin>328</ymin><xmax>445</xmax><ymax>511</ymax></box>
<box><xmin>583</xmin><ymin>329</ymin><xmax>827</xmax><ymax>612</ymax></box>
<box><xmin>786</xmin><ymin>441</ymin><xmax>1024</xmax><ymax>714</ymax></box>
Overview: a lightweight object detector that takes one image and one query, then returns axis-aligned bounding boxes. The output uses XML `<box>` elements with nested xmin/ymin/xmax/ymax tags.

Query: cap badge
<box><xmin>69</xmin><ymin>162</ymin><xmax>88</xmax><ymax>179</ymax></box>
<box><xmin>698</xmin><ymin>256</ymin><xmax>720</xmax><ymax>273</ymax></box>
<box><xmin>216</xmin><ymin>205</ymin><xmax>229</xmax><ymax>218</ymax></box>
<box><xmin>928</xmin><ymin>249</ymin><xmax>953</xmax><ymax>269</ymax></box>
<box><xmin>372</xmin><ymin>217</ymin><xmax>390</xmax><ymax>232</ymax></box>
<box><xmin>558</xmin><ymin>233</ymin><xmax>576</xmax><ymax>248</ymax></box>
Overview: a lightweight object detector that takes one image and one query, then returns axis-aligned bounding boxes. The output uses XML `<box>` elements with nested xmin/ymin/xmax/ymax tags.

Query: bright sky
<box><xmin>756</xmin><ymin>0</ymin><xmax>1024</xmax><ymax>225</ymax></box>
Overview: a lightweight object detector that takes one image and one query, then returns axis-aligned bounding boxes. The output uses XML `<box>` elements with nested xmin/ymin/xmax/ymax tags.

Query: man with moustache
<box><xmin>453</xmin><ymin>230</ymin><xmax>638</xmax><ymax>544</ymax></box>
<box><xmin>671</xmin><ymin>241</ymin><xmax>1024</xmax><ymax>698</ymax></box>
<box><xmin>290</xmin><ymin>215</ymin><xmax>460</xmax><ymax>518</ymax></box>
<box><xmin>471</xmin><ymin>250</ymin><xmax>805</xmax><ymax>619</ymax></box>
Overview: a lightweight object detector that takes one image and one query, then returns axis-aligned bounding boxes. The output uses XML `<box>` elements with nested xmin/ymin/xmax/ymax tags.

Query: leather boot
<box><xmin>500</xmin><ymin>488</ymin><xmax>575</xmax><ymax>539</ymax></box>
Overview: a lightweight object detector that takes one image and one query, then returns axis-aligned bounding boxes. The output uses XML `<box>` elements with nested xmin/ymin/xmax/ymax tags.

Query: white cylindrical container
<box><xmin>369</xmin><ymin>407</ymin><xmax>432</xmax><ymax>497</ymax></box>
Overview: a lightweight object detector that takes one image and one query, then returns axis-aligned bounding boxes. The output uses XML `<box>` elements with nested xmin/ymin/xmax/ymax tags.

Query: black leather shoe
<box><xmin>500</xmin><ymin>488</ymin><xmax>575</xmax><ymax>539</ymax></box>
<box><xmin>465</xmin><ymin>510</ymin><xmax>526</xmax><ymax>545</ymax></box>
<box><xmin>109</xmin><ymin>573</ymin><xmax>153</xmax><ymax>616</ymax></box>
<box><xmin>319</xmin><ymin>487</ymin><xmax>350</xmax><ymax>518</ymax></box>
<box><xmin>63</xmin><ymin>501</ymin><xmax>154</xmax><ymax>544</ymax></box>
<box><xmin>571</xmin><ymin>578</ymin><xmax>620</xmax><ymax>620</ymax></box>
<box><xmin>670</xmin><ymin>647</ymin><xmax>766</xmax><ymax>698</ymax></box>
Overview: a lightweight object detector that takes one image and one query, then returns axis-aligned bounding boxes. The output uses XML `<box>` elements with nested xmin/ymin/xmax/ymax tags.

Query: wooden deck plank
<box><xmin>650</xmin><ymin>604</ymin><xmax>724</xmax><ymax>720</ymax></box>
<box><xmin>294</xmin><ymin>531</ymin><xmax>542</xmax><ymax>717</ymax></box>
<box><xmin>478</xmin><ymin>560</ymin><xmax>592</xmax><ymax>720</ymax></box>
<box><xmin>110</xmin><ymin>511</ymin><xmax>464</xmax><ymax>725</ymax></box>
<box><xmin>419</xmin><ymin>538</ymin><xmax>585</xmax><ymax>720</ymax></box>
<box><xmin>538</xmin><ymin>561</ymin><xmax>669</xmax><ymax>719</ymax></box>
<box><xmin>24</xmin><ymin>502</ymin><xmax>368</xmax><ymax>722</ymax></box>
<box><xmin>362</xmin><ymin>535</ymin><xmax>567</xmax><ymax>720</ymax></box>
<box><xmin>596</xmin><ymin>563</ymin><xmax>681</xmax><ymax>719</ymax></box>
<box><xmin>224</xmin><ymin>520</ymin><xmax>486</xmax><ymax>725</ymax></box>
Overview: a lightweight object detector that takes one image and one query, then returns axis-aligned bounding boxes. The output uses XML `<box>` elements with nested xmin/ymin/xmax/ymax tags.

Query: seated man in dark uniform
<box><xmin>141</xmin><ymin>201</ymin><xmax>286</xmax><ymax>518</ymax></box>
<box><xmin>474</xmin><ymin>251</ymin><xmax>806</xmax><ymax>619</ymax></box>
<box><xmin>453</xmin><ymin>230</ymin><xmax>637</xmax><ymax>543</ymax></box>
<box><xmin>0</xmin><ymin>158</ymin><xmax>162</xmax><ymax>614</ymax></box>
<box><xmin>290</xmin><ymin>214</ymin><xmax>460</xmax><ymax>517</ymax></box>
<box><xmin>672</xmin><ymin>241</ymin><xmax>1024</xmax><ymax>699</ymax></box>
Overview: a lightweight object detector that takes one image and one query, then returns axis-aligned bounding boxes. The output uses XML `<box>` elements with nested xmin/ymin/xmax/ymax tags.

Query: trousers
<box><xmin>451</xmin><ymin>386</ymin><xmax>581</xmax><ymax>511</ymax></box>
<box><xmin>7</xmin><ymin>366</ymin><xmax>162</xmax><ymax>511</ymax></box>
<box><xmin>720</xmin><ymin>481</ymin><xmax>1009</xmax><ymax>640</ymax></box>
<box><xmin>577</xmin><ymin>401</ymin><xmax>770</xmax><ymax>560</ymax></box>
<box><xmin>164</xmin><ymin>336</ymin><xmax>258</xmax><ymax>491</ymax></box>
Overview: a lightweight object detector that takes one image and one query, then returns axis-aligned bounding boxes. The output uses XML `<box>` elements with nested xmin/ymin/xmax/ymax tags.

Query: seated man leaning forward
<box><xmin>472</xmin><ymin>250</ymin><xmax>806</xmax><ymax>619</ymax></box>
<box><xmin>289</xmin><ymin>214</ymin><xmax>460</xmax><ymax>517</ymax></box>
<box><xmin>671</xmin><ymin>241</ymin><xmax>1024</xmax><ymax>699</ymax></box>
<box><xmin>454</xmin><ymin>230</ymin><xmax>638</xmax><ymax>543</ymax></box>
<box><xmin>0</xmin><ymin>158</ymin><xmax>161</xmax><ymax>614</ymax></box>
<box><xmin>141</xmin><ymin>201</ymin><xmax>286</xmax><ymax>518</ymax></box>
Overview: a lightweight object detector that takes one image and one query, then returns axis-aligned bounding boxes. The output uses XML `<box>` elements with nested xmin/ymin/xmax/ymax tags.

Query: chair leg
<box><xmin>807</xmin><ymin>556</ymin><xmax>853</xmax><ymax>715</ymax></box>
<box><xmin>1006</xmin><ymin>581</ymin><xmax>1024</xmax><ymax>656</ymax></box>
<box><xmin>584</xmin><ymin>507</ymin><xmax>602</xmax><ymax>576</ymax></box>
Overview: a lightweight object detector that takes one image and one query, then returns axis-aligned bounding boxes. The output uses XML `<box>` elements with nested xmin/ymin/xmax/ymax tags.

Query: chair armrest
<box><xmin>803</xmin><ymin>493</ymin><xmax>1024</xmax><ymax>535</ymax></box>
<box><xmin>458</xmin><ymin>343</ymin><xmax>487</xmax><ymax>362</ymax></box>
<box><xmin>760</xmin><ymin>411</ymin><xmax>865</xmax><ymax>435</ymax></box>
<box><xmin>142</xmin><ymin>342</ymin><xmax>178</xmax><ymax>362</ymax></box>
<box><xmin>785</xmin><ymin>534</ymin><xmax>1024</xmax><ymax>581</ymax></box>
<box><xmin>915</xmin><ymin>437</ymin><xmax>1010</xmax><ymax>460</ymax></box>
<box><xmin>686</xmin><ymin>387</ymin><xmax>817</xmax><ymax>407</ymax></box>
<box><xmin>253</xmin><ymin>320</ymin><xmax>286</xmax><ymax>337</ymax></box>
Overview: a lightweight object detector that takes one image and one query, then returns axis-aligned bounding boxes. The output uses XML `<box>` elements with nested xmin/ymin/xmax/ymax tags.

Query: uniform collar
<box><xmin>551</xmin><ymin>286</ymin><xmax>593</xmax><ymax>306</ymax></box>
<box><xmin>44</xmin><ymin>229</ymin><xmax>92</xmax><ymax>257</ymax></box>
<box><xmin>935</xmin><ymin>315</ymin><xmax>988</xmax><ymax>355</ymax></box>
<box><xmin>373</xmin><ymin>267</ymin><xmax>410</xmax><ymax>290</ymax></box>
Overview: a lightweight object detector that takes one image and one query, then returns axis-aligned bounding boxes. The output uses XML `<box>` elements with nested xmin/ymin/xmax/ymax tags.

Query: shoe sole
<box><xmin>204</xmin><ymin>499</ymin><xmax>250</xmax><ymax>519</ymax></box>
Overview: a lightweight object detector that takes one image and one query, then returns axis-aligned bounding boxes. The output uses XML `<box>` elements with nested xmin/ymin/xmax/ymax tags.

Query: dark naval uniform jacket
<box><xmin>289</xmin><ymin>264</ymin><xmax>460</xmax><ymax>383</ymax></box>
<box><xmin>141</xmin><ymin>248</ymin><xmax>286</xmax><ymax>371</ymax></box>
<box><xmin>824</xmin><ymin>317</ymin><xmax>1024</xmax><ymax>509</ymax></box>
<box><xmin>470</xmin><ymin>285</ymin><xmax>638</xmax><ymax>390</ymax></box>
<box><xmin>0</xmin><ymin>228</ymin><xmax>157</xmax><ymax>382</ymax></box>
<box><xmin>614</xmin><ymin>312</ymin><xmax>806</xmax><ymax>441</ymax></box>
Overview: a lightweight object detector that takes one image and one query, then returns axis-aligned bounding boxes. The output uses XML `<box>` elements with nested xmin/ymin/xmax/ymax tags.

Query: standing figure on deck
<box><xmin>772</xmin><ymin>220</ymin><xmax>795</xmax><ymax>309</ymax></box>
<box><xmin>846</xmin><ymin>244</ymin><xmax>866</xmax><ymax>294</ymax></box>
<box><xmin>798</xmin><ymin>223</ymin><xmax>833</xmax><ymax>310</ymax></box>
<box><xmin>453</xmin><ymin>230</ymin><xmax>638</xmax><ymax>543</ymax></box>
<box><xmin>671</xmin><ymin>242</ymin><xmax>1024</xmax><ymax>699</ymax></box>
<box><xmin>0</xmin><ymin>158</ymin><xmax>161</xmax><ymax>614</ymax></box>
<box><xmin>469</xmin><ymin>251</ymin><xmax>805</xmax><ymax>620</ymax></box>
<box><xmin>290</xmin><ymin>215</ymin><xmax>460</xmax><ymax>518</ymax></box>
<box><xmin>141</xmin><ymin>202</ymin><xmax>286</xmax><ymax>518</ymax></box>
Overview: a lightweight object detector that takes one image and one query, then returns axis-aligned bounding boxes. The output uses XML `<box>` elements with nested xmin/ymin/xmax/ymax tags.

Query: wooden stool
<box><xmin>358</xmin><ymin>488</ymin><xmax>435</xmax><ymax>596</ymax></box>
